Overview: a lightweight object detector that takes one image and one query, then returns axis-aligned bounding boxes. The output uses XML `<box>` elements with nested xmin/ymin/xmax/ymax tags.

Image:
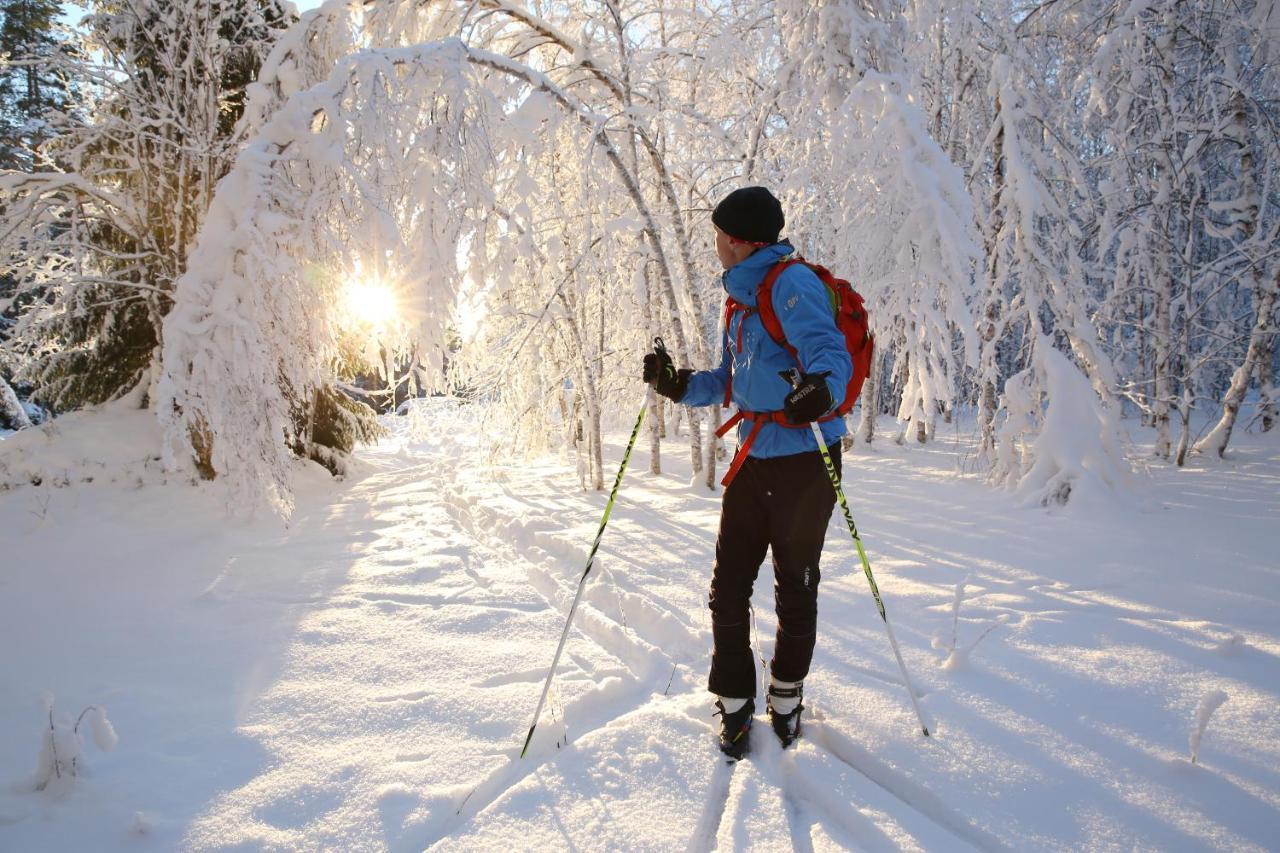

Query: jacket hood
<box><xmin>721</xmin><ymin>240</ymin><xmax>795</xmax><ymax>306</ymax></box>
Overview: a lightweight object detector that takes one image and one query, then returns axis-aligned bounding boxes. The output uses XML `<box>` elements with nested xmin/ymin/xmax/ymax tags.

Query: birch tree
<box><xmin>773</xmin><ymin>0</ymin><xmax>980</xmax><ymax>445</ymax></box>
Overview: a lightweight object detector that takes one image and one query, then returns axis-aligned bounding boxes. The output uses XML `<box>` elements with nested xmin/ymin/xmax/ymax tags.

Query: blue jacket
<box><xmin>684</xmin><ymin>242</ymin><xmax>852</xmax><ymax>457</ymax></box>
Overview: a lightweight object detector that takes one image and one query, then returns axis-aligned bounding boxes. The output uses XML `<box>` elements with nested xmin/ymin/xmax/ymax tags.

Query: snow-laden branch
<box><xmin>160</xmin><ymin>38</ymin><xmax>493</xmax><ymax>514</ymax></box>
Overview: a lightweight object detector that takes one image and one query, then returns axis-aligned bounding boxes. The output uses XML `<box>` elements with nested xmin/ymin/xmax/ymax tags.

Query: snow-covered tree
<box><xmin>6</xmin><ymin>0</ymin><xmax>1271</xmax><ymax>514</ymax></box>
<box><xmin>1082</xmin><ymin>0</ymin><xmax>1280</xmax><ymax>462</ymax></box>
<box><xmin>0</xmin><ymin>0</ymin><xmax>290</xmax><ymax>413</ymax></box>
<box><xmin>0</xmin><ymin>371</ymin><xmax>29</xmax><ymax>429</ymax></box>
<box><xmin>0</xmin><ymin>0</ymin><xmax>77</xmax><ymax>169</ymax></box>
<box><xmin>978</xmin><ymin>49</ymin><xmax>1128</xmax><ymax>503</ymax></box>
<box><xmin>160</xmin><ymin>38</ymin><xmax>494</xmax><ymax>511</ymax></box>
<box><xmin>772</xmin><ymin>0</ymin><xmax>980</xmax><ymax>445</ymax></box>
<box><xmin>1191</xmin><ymin>3</ymin><xmax>1280</xmax><ymax>455</ymax></box>
<box><xmin>183</xmin><ymin>0</ymin><xmax>762</xmax><ymax>500</ymax></box>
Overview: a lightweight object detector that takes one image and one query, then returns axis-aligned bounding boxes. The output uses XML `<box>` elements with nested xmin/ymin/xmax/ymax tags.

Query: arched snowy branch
<box><xmin>160</xmin><ymin>38</ymin><xmax>494</xmax><ymax>513</ymax></box>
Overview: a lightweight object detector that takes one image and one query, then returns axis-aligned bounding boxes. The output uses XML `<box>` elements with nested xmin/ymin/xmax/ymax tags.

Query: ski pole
<box><xmin>781</xmin><ymin>368</ymin><xmax>931</xmax><ymax>737</ymax></box>
<box><xmin>520</xmin><ymin>361</ymin><xmax>656</xmax><ymax>758</ymax></box>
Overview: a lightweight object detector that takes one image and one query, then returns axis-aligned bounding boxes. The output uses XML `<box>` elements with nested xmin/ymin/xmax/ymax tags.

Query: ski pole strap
<box><xmin>715</xmin><ymin>408</ymin><xmax>837</xmax><ymax>488</ymax></box>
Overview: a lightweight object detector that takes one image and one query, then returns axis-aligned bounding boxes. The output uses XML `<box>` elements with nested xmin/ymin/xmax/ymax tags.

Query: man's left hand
<box><xmin>783</xmin><ymin>371</ymin><xmax>833</xmax><ymax>424</ymax></box>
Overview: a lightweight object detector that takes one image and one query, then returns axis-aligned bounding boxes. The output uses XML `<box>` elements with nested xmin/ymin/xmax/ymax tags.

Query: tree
<box><xmin>23</xmin><ymin>0</ymin><xmax>1264</xmax><ymax>514</ymax></box>
<box><xmin>0</xmin><ymin>371</ymin><xmax>29</xmax><ymax>428</ymax></box>
<box><xmin>0</xmin><ymin>0</ymin><xmax>75</xmax><ymax>169</ymax></box>
<box><xmin>980</xmin><ymin>50</ymin><xmax>1128</xmax><ymax>504</ymax></box>
<box><xmin>0</xmin><ymin>0</ymin><xmax>290</xmax><ymax>414</ymax></box>
<box><xmin>772</xmin><ymin>0</ymin><xmax>979</xmax><ymax>445</ymax></box>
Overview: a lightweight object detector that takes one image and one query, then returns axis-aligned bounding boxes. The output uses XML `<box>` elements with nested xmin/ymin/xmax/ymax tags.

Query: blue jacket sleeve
<box><xmin>772</xmin><ymin>266</ymin><xmax>852</xmax><ymax>411</ymax></box>
<box><xmin>680</xmin><ymin>339</ymin><xmax>730</xmax><ymax>408</ymax></box>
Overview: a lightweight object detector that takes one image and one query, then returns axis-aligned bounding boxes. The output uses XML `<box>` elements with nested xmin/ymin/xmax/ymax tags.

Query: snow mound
<box><xmin>0</xmin><ymin>398</ymin><xmax>175</xmax><ymax>491</ymax></box>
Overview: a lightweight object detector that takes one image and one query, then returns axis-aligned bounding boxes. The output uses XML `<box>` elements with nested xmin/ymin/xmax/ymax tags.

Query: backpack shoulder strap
<box><xmin>757</xmin><ymin>258</ymin><xmax>806</xmax><ymax>355</ymax></box>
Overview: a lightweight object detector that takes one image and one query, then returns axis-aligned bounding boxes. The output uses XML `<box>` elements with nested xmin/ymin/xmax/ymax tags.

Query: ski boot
<box><xmin>767</xmin><ymin>681</ymin><xmax>803</xmax><ymax>748</ymax></box>
<box><xmin>714</xmin><ymin>697</ymin><xmax>754</xmax><ymax>760</ymax></box>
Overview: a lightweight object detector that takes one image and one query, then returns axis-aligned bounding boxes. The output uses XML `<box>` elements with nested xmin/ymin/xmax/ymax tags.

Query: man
<box><xmin>643</xmin><ymin>186</ymin><xmax>852</xmax><ymax>758</ymax></box>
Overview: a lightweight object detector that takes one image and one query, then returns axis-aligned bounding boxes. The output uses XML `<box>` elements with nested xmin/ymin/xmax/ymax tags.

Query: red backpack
<box><xmin>716</xmin><ymin>257</ymin><xmax>875</xmax><ymax>486</ymax></box>
<box><xmin>754</xmin><ymin>258</ymin><xmax>874</xmax><ymax>416</ymax></box>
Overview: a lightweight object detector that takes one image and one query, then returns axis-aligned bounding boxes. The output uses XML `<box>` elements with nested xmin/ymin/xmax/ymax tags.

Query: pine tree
<box><xmin>0</xmin><ymin>0</ymin><xmax>74</xmax><ymax>170</ymax></box>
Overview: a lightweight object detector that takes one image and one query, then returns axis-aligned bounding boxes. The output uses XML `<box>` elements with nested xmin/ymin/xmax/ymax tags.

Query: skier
<box><xmin>643</xmin><ymin>186</ymin><xmax>852</xmax><ymax>759</ymax></box>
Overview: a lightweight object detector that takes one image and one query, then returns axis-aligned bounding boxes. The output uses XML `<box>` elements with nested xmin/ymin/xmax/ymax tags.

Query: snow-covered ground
<box><xmin>2</xmin><ymin>403</ymin><xmax>1278</xmax><ymax>851</ymax></box>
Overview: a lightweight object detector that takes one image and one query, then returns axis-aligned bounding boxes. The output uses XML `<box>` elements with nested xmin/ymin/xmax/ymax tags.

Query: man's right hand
<box><xmin>643</xmin><ymin>346</ymin><xmax>691</xmax><ymax>402</ymax></box>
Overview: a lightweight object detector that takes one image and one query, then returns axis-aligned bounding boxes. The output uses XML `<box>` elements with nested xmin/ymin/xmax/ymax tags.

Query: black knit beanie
<box><xmin>712</xmin><ymin>186</ymin><xmax>784</xmax><ymax>244</ymax></box>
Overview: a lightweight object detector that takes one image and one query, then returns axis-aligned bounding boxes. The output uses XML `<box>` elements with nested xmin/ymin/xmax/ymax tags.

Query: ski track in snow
<box><xmin>3</xmin><ymin>406</ymin><xmax>1280</xmax><ymax>851</ymax></box>
<box><xmin>805</xmin><ymin>712</ymin><xmax>1002</xmax><ymax>852</ymax></box>
<box><xmin>686</xmin><ymin>757</ymin><xmax>736</xmax><ymax>853</ymax></box>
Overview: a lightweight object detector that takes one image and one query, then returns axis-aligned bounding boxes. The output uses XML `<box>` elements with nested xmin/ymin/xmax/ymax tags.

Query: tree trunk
<box><xmin>1259</xmin><ymin>341</ymin><xmax>1275</xmax><ymax>432</ymax></box>
<box><xmin>858</xmin><ymin>349</ymin><xmax>880</xmax><ymax>444</ymax></box>
<box><xmin>588</xmin><ymin>397</ymin><xmax>604</xmax><ymax>491</ymax></box>
<box><xmin>978</xmin><ymin>90</ymin><xmax>1006</xmax><ymax>462</ymax></box>
<box><xmin>1150</xmin><ymin>127</ymin><xmax>1174</xmax><ymax>457</ymax></box>
<box><xmin>1175</xmin><ymin>251</ymin><xmax>1195</xmax><ymax>467</ymax></box>
<box><xmin>704</xmin><ymin>405</ymin><xmax>721</xmax><ymax>490</ymax></box>
<box><xmin>1195</xmin><ymin>265</ymin><xmax>1278</xmax><ymax>457</ymax></box>
<box><xmin>1174</xmin><ymin>383</ymin><xmax>1193</xmax><ymax>467</ymax></box>
<box><xmin>640</xmin><ymin>265</ymin><xmax>662</xmax><ymax>474</ymax></box>
<box><xmin>0</xmin><ymin>376</ymin><xmax>32</xmax><ymax>430</ymax></box>
<box><xmin>1152</xmin><ymin>263</ymin><xmax>1172</xmax><ymax>459</ymax></box>
<box><xmin>1194</xmin><ymin>87</ymin><xmax>1271</xmax><ymax>456</ymax></box>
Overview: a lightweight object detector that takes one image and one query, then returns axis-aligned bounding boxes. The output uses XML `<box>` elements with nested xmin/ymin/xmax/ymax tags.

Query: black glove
<box><xmin>643</xmin><ymin>346</ymin><xmax>691</xmax><ymax>402</ymax></box>
<box><xmin>782</xmin><ymin>371</ymin><xmax>833</xmax><ymax>424</ymax></box>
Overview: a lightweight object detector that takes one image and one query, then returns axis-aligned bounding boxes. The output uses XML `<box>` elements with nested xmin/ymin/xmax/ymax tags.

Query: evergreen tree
<box><xmin>0</xmin><ymin>0</ymin><xmax>74</xmax><ymax>170</ymax></box>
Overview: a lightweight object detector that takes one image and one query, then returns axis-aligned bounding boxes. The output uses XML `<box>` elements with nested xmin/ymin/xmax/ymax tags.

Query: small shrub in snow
<box><xmin>32</xmin><ymin>698</ymin><xmax>118</xmax><ymax>791</ymax></box>
<box><xmin>1188</xmin><ymin>691</ymin><xmax>1228</xmax><ymax>764</ymax></box>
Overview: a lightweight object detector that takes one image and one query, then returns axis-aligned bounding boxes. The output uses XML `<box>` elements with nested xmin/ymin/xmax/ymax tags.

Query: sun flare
<box><xmin>344</xmin><ymin>279</ymin><xmax>399</xmax><ymax>331</ymax></box>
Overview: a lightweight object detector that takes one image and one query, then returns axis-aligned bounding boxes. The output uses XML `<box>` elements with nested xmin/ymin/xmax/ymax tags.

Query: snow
<box><xmin>0</xmin><ymin>395</ymin><xmax>180</xmax><ymax>492</ymax></box>
<box><xmin>2</xmin><ymin>403</ymin><xmax>1279</xmax><ymax>850</ymax></box>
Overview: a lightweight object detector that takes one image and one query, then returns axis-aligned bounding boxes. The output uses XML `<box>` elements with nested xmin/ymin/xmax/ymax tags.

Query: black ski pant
<box><xmin>707</xmin><ymin>444</ymin><xmax>840</xmax><ymax>699</ymax></box>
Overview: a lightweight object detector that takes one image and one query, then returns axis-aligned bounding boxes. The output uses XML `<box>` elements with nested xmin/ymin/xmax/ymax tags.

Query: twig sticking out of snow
<box><xmin>932</xmin><ymin>580</ymin><xmax>1010</xmax><ymax>671</ymax></box>
<box><xmin>950</xmin><ymin>580</ymin><xmax>964</xmax><ymax>652</ymax></box>
<box><xmin>939</xmin><ymin>616</ymin><xmax>1012</xmax><ymax>672</ymax></box>
<box><xmin>33</xmin><ymin>699</ymin><xmax>118</xmax><ymax>791</ymax></box>
<box><xmin>1189</xmin><ymin>690</ymin><xmax>1229</xmax><ymax>764</ymax></box>
<box><xmin>75</xmin><ymin>706</ymin><xmax>119</xmax><ymax>761</ymax></box>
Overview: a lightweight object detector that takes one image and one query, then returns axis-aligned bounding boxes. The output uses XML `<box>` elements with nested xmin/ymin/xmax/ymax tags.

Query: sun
<box><xmin>344</xmin><ymin>278</ymin><xmax>399</xmax><ymax>332</ymax></box>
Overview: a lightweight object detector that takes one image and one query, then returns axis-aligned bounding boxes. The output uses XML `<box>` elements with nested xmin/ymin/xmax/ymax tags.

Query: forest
<box><xmin>0</xmin><ymin>0</ymin><xmax>1276</xmax><ymax>511</ymax></box>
